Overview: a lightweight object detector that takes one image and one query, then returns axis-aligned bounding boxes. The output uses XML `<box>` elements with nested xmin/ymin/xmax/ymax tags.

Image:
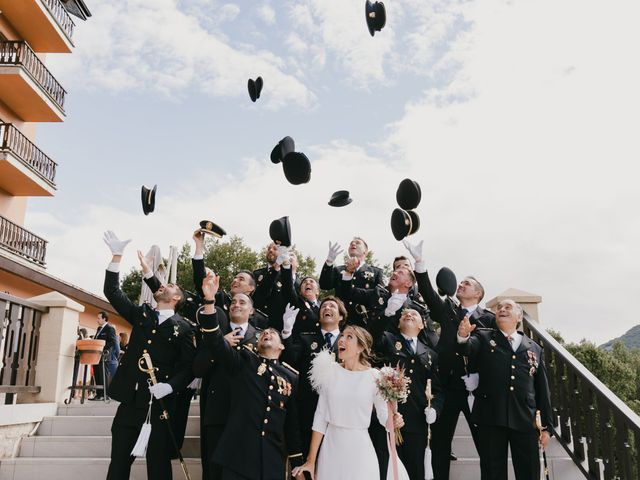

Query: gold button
<box><xmin>411</xmin><ymin>359</ymin><xmax>415</xmax><ymax>364</ymax></box>
<box><xmin>409</xmin><ymin>369</ymin><xmax>413</xmax><ymax>374</ymax></box>
<box><xmin>143</xmin><ymin>349</ymin><xmax>148</xmax><ymax>353</ymax></box>
<box><xmin>264</xmin><ymin>419</ymin><xmax>268</xmax><ymax>424</ymax></box>
<box><xmin>407</xmin><ymin>390</ymin><xmax>411</xmax><ymax>394</ymax></box>
<box><xmin>511</xmin><ymin>365</ymin><xmax>515</xmax><ymax>369</ymax></box>
<box><xmin>147</xmin><ymin>340</ymin><xmax>152</xmax><ymax>344</ymax></box>
<box><xmin>512</xmin><ymin>355</ymin><xmax>516</xmax><ymax>359</ymax></box>
<box><xmin>271</xmin><ymin>376</ymin><xmax>275</xmax><ymax>380</ymax></box>
<box><xmin>267</xmin><ymin>407</ymin><xmax>271</xmax><ymax>411</ymax></box>
<box><xmin>302</xmin><ymin>316</ymin><xmax>306</xmax><ymax>320</ymax></box>
<box><xmin>261</xmin><ymin>431</ymin><xmax>265</xmax><ymax>436</ymax></box>
<box><xmin>268</xmin><ymin>395</ymin><xmax>272</xmax><ymax>400</ymax></box>
<box><xmin>152</xmin><ymin>329</ymin><xmax>156</xmax><ymax>334</ymax></box>
<box><xmin>510</xmin><ymin>386</ymin><xmax>514</xmax><ymax>391</ymax></box>
<box><xmin>269</xmin><ymin>385</ymin><xmax>274</xmax><ymax>390</ymax></box>
<box><xmin>511</xmin><ymin>375</ymin><xmax>515</xmax><ymax>380</ymax></box>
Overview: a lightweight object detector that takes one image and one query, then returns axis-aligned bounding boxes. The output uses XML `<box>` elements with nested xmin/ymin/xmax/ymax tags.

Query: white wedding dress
<box><xmin>310</xmin><ymin>353</ymin><xmax>410</xmax><ymax>480</ymax></box>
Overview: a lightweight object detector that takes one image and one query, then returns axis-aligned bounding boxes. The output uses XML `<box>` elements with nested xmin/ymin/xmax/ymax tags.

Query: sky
<box><xmin>24</xmin><ymin>0</ymin><xmax>640</xmax><ymax>344</ymax></box>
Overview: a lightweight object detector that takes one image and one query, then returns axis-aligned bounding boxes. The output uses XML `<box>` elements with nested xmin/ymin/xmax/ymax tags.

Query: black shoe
<box><xmin>450</xmin><ymin>452</ymin><xmax>458</xmax><ymax>461</ymax></box>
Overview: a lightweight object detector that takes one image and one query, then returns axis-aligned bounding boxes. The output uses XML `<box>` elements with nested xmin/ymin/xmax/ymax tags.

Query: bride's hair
<box><xmin>343</xmin><ymin>325</ymin><xmax>375</xmax><ymax>367</ymax></box>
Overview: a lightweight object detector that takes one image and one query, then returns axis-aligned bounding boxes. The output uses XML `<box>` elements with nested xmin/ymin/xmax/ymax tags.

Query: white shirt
<box><xmin>502</xmin><ymin>330</ymin><xmax>522</xmax><ymax>352</ymax></box>
<box><xmin>230</xmin><ymin>321</ymin><xmax>249</xmax><ymax>338</ymax></box>
<box><xmin>460</xmin><ymin>304</ymin><xmax>478</xmax><ymax>316</ymax></box>
<box><xmin>321</xmin><ymin>328</ymin><xmax>340</xmax><ymax>346</ymax></box>
<box><xmin>401</xmin><ymin>334</ymin><xmax>418</xmax><ymax>353</ymax></box>
<box><xmin>157</xmin><ymin>309</ymin><xmax>174</xmax><ymax>325</ymax></box>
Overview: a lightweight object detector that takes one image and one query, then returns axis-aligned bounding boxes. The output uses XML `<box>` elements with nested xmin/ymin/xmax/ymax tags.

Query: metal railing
<box><xmin>0</xmin><ymin>122</ymin><xmax>57</xmax><ymax>186</ymax></box>
<box><xmin>41</xmin><ymin>0</ymin><xmax>75</xmax><ymax>40</ymax></box>
<box><xmin>0</xmin><ymin>292</ymin><xmax>46</xmax><ymax>404</ymax></box>
<box><xmin>0</xmin><ymin>41</ymin><xmax>66</xmax><ymax>111</ymax></box>
<box><xmin>524</xmin><ymin>314</ymin><xmax>640</xmax><ymax>479</ymax></box>
<box><xmin>0</xmin><ymin>215</ymin><xmax>47</xmax><ymax>266</ymax></box>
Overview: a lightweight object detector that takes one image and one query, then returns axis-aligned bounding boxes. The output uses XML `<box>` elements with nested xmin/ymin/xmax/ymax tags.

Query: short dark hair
<box><xmin>466</xmin><ymin>276</ymin><xmax>485</xmax><ymax>302</ymax></box>
<box><xmin>393</xmin><ymin>255</ymin><xmax>410</xmax><ymax>268</ymax></box>
<box><xmin>173</xmin><ymin>286</ymin><xmax>185</xmax><ymax>311</ymax></box>
<box><xmin>319</xmin><ymin>295</ymin><xmax>348</xmax><ymax>327</ymax></box>
<box><xmin>237</xmin><ymin>270</ymin><xmax>256</xmax><ymax>288</ymax></box>
<box><xmin>98</xmin><ymin>311</ymin><xmax>109</xmax><ymax>321</ymax></box>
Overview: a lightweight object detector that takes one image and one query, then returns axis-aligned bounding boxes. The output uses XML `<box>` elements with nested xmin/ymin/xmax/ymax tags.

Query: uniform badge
<box><xmin>395</xmin><ymin>341</ymin><xmax>403</xmax><ymax>351</ymax></box>
<box><xmin>276</xmin><ymin>281</ymin><xmax>282</xmax><ymax>289</ymax></box>
<box><xmin>527</xmin><ymin>350</ymin><xmax>538</xmax><ymax>376</ymax></box>
<box><xmin>258</xmin><ymin>274</ymin><xmax>264</xmax><ymax>282</ymax></box>
<box><xmin>246</xmin><ymin>343</ymin><xmax>254</xmax><ymax>351</ymax></box>
<box><xmin>364</xmin><ymin>271</ymin><xmax>374</xmax><ymax>280</ymax></box>
<box><xmin>365</xmin><ymin>283</ymin><xmax>370</xmax><ymax>289</ymax></box>
<box><xmin>310</xmin><ymin>342</ymin><xmax>318</xmax><ymax>350</ymax></box>
<box><xmin>257</xmin><ymin>363</ymin><xmax>267</xmax><ymax>376</ymax></box>
<box><xmin>280</xmin><ymin>400</ymin><xmax>285</xmax><ymax>408</ymax></box>
<box><xmin>489</xmin><ymin>340</ymin><xmax>497</xmax><ymax>348</ymax></box>
<box><xmin>173</xmin><ymin>325</ymin><xmax>180</xmax><ymax>337</ymax></box>
<box><xmin>379</xmin><ymin>297</ymin><xmax>385</xmax><ymax>305</ymax></box>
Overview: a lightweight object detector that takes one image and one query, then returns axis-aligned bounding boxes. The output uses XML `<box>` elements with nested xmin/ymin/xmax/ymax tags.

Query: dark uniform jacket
<box><xmin>95</xmin><ymin>322</ymin><xmax>120</xmax><ymax>363</ymax></box>
<box><xmin>319</xmin><ymin>261</ymin><xmax>384</xmax><ymax>327</ymax></box>
<box><xmin>198</xmin><ymin>310</ymin><xmax>303</xmax><ymax>479</ymax></box>
<box><xmin>280</xmin><ymin>266</ymin><xmax>321</xmax><ymax>338</ymax></box>
<box><xmin>415</xmin><ymin>269</ymin><xmax>495</xmax><ymax>390</ymax></box>
<box><xmin>192</xmin><ymin>257</ymin><xmax>269</xmax><ymax>329</ymax></box>
<box><xmin>343</xmin><ymin>282</ymin><xmax>439</xmax><ymax>350</ymax></box>
<box><xmin>457</xmin><ymin>329</ymin><xmax>553</xmax><ymax>433</ymax></box>
<box><xmin>103</xmin><ymin>270</ymin><xmax>196</xmax><ymax>408</ymax></box>
<box><xmin>253</xmin><ymin>265</ymin><xmax>299</xmax><ymax>331</ymax></box>
<box><xmin>375</xmin><ymin>331</ymin><xmax>444</xmax><ymax>436</ymax></box>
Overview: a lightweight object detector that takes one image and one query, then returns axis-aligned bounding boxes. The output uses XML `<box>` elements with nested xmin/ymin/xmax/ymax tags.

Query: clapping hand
<box><xmin>103</xmin><ymin>231</ymin><xmax>131</xmax><ymax>256</ymax></box>
<box><xmin>457</xmin><ymin>314</ymin><xmax>476</xmax><ymax>338</ymax></box>
<box><xmin>402</xmin><ymin>239</ymin><xmax>423</xmax><ymax>263</ymax></box>
<box><xmin>326</xmin><ymin>241</ymin><xmax>343</xmax><ymax>264</ymax></box>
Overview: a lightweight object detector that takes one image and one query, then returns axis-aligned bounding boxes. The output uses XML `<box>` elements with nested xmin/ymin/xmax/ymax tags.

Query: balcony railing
<box><xmin>0</xmin><ymin>215</ymin><xmax>47</xmax><ymax>266</ymax></box>
<box><xmin>0</xmin><ymin>292</ymin><xmax>46</xmax><ymax>403</ymax></box>
<box><xmin>524</xmin><ymin>313</ymin><xmax>640</xmax><ymax>479</ymax></box>
<box><xmin>1</xmin><ymin>123</ymin><xmax>57</xmax><ymax>186</ymax></box>
<box><xmin>0</xmin><ymin>41</ymin><xmax>66</xmax><ymax>111</ymax></box>
<box><xmin>42</xmin><ymin>0</ymin><xmax>75</xmax><ymax>41</ymax></box>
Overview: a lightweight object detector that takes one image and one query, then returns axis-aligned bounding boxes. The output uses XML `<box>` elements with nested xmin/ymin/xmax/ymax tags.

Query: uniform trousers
<box><xmin>479</xmin><ymin>425</ymin><xmax>540</xmax><ymax>480</ymax></box>
<box><xmin>396</xmin><ymin>432</ymin><xmax>428</xmax><ymax>480</ymax></box>
<box><xmin>107</xmin><ymin>402</ymin><xmax>174</xmax><ymax>480</ymax></box>
<box><xmin>205</xmin><ymin>425</ymin><xmax>225</xmax><ymax>480</ymax></box>
<box><xmin>431</xmin><ymin>388</ymin><xmax>484</xmax><ymax>479</ymax></box>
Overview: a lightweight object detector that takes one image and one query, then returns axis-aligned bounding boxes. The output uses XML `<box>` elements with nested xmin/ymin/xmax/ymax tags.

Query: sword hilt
<box><xmin>138</xmin><ymin>353</ymin><xmax>158</xmax><ymax>385</ymax></box>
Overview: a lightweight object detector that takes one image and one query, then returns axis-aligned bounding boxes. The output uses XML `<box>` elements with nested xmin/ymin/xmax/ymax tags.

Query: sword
<box><xmin>138</xmin><ymin>352</ymin><xmax>192</xmax><ymax>480</ymax></box>
<box><xmin>535</xmin><ymin>410</ymin><xmax>550</xmax><ymax>480</ymax></box>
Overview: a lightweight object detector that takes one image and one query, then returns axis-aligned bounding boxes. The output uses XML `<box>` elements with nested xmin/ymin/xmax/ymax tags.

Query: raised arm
<box><xmin>102</xmin><ymin>231</ymin><xmax>138</xmax><ymax>322</ymax></box>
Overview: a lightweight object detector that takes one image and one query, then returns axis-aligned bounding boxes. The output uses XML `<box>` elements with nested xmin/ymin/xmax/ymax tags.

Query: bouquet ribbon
<box><xmin>386</xmin><ymin>401</ymin><xmax>400</xmax><ymax>480</ymax></box>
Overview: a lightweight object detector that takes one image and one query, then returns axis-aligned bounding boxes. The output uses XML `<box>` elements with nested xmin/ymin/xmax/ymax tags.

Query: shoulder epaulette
<box><xmin>253</xmin><ymin>308</ymin><xmax>268</xmax><ymax>318</ymax></box>
<box><xmin>281</xmin><ymin>361</ymin><xmax>299</xmax><ymax>375</ymax></box>
<box><xmin>243</xmin><ymin>344</ymin><xmax>258</xmax><ymax>356</ymax></box>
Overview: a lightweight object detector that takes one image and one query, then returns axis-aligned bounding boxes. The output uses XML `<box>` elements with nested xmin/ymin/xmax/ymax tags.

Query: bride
<box><xmin>292</xmin><ymin>325</ymin><xmax>410</xmax><ymax>480</ymax></box>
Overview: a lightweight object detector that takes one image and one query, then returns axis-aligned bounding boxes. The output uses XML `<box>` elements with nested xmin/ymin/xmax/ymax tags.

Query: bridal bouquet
<box><xmin>376</xmin><ymin>365</ymin><xmax>411</xmax><ymax>444</ymax></box>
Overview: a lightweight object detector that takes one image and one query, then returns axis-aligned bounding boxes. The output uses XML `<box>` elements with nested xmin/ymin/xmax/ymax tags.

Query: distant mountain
<box><xmin>600</xmin><ymin>324</ymin><xmax>640</xmax><ymax>351</ymax></box>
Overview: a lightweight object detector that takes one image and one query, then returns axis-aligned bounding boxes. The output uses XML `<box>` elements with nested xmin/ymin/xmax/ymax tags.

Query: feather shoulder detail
<box><xmin>309</xmin><ymin>348</ymin><xmax>336</xmax><ymax>394</ymax></box>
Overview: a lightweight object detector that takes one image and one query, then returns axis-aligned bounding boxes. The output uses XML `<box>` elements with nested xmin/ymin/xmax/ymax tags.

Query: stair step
<box><xmin>448</xmin><ymin>457</ymin><xmax>584</xmax><ymax>480</ymax></box>
<box><xmin>0</xmin><ymin>458</ymin><xmax>201</xmax><ymax>480</ymax></box>
<box><xmin>19</xmin><ymin>436</ymin><xmax>201</xmax><ymax>458</ymax></box>
<box><xmin>56</xmin><ymin>401</ymin><xmax>201</xmax><ymax>417</ymax></box>
<box><xmin>449</xmin><ymin>436</ymin><xmax>569</xmax><ymax>459</ymax></box>
<box><xmin>36</xmin><ymin>416</ymin><xmax>200</xmax><ymax>437</ymax></box>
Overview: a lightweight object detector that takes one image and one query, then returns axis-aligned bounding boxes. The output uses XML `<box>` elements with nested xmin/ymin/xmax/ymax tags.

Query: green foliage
<box><xmin>120</xmin><ymin>266</ymin><xmax>142</xmax><ymax>304</ymax></box>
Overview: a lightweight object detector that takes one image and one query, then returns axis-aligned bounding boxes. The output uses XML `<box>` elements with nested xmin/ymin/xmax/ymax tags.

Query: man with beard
<box><xmin>404</xmin><ymin>239</ymin><xmax>495</xmax><ymax>480</ymax></box>
<box><xmin>198</xmin><ymin>272</ymin><xmax>304</xmax><ymax>480</ymax></box>
<box><xmin>102</xmin><ymin>231</ymin><xmax>195</xmax><ymax>480</ymax></box>
<box><xmin>194</xmin><ymin>292</ymin><xmax>260</xmax><ymax>479</ymax></box>
<box><xmin>319</xmin><ymin>237</ymin><xmax>384</xmax><ymax>327</ymax></box>
<box><xmin>280</xmin><ymin>296</ymin><xmax>346</xmax><ymax>457</ymax></box>
<box><xmin>192</xmin><ymin>230</ymin><xmax>268</xmax><ymax>329</ymax></box>
<box><xmin>279</xmin><ymin>249</ymin><xmax>321</xmax><ymax>338</ymax></box>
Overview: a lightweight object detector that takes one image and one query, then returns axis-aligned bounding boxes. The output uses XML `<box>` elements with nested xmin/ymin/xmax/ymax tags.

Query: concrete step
<box><xmin>36</xmin><ymin>416</ymin><xmax>200</xmax><ymax>437</ymax></box>
<box><xmin>449</xmin><ymin>435</ymin><xmax>569</xmax><ymax>459</ymax></box>
<box><xmin>448</xmin><ymin>457</ymin><xmax>584</xmax><ymax>480</ymax></box>
<box><xmin>19</xmin><ymin>436</ymin><xmax>201</xmax><ymax>458</ymax></box>
<box><xmin>56</xmin><ymin>401</ymin><xmax>201</xmax><ymax>417</ymax></box>
<box><xmin>0</xmin><ymin>458</ymin><xmax>202</xmax><ymax>480</ymax></box>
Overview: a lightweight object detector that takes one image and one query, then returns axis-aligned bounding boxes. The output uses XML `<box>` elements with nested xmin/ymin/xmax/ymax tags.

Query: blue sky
<box><xmin>26</xmin><ymin>0</ymin><xmax>640</xmax><ymax>344</ymax></box>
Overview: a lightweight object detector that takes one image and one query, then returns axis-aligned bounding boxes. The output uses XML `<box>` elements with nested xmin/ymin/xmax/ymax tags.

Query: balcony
<box><xmin>0</xmin><ymin>41</ymin><xmax>65</xmax><ymax>121</ymax></box>
<box><xmin>0</xmin><ymin>0</ymin><xmax>75</xmax><ymax>53</ymax></box>
<box><xmin>0</xmin><ymin>123</ymin><xmax>57</xmax><ymax>196</ymax></box>
<box><xmin>0</xmin><ymin>215</ymin><xmax>47</xmax><ymax>266</ymax></box>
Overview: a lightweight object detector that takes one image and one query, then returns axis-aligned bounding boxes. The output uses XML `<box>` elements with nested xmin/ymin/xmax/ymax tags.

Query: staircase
<box><xmin>0</xmin><ymin>401</ymin><xmax>584</xmax><ymax>480</ymax></box>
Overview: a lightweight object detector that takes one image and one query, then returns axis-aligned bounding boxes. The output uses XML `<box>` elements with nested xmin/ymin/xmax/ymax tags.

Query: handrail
<box><xmin>0</xmin><ymin>122</ymin><xmax>57</xmax><ymax>185</ymax></box>
<box><xmin>523</xmin><ymin>313</ymin><xmax>640</xmax><ymax>479</ymax></box>
<box><xmin>0</xmin><ymin>215</ymin><xmax>48</xmax><ymax>266</ymax></box>
<box><xmin>0</xmin><ymin>41</ymin><xmax>66</xmax><ymax>111</ymax></box>
<box><xmin>41</xmin><ymin>0</ymin><xmax>75</xmax><ymax>40</ymax></box>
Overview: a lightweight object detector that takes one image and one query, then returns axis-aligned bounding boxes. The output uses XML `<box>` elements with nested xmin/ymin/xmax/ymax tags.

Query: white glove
<box><xmin>384</xmin><ymin>293</ymin><xmax>406</xmax><ymax>316</ymax></box>
<box><xmin>424</xmin><ymin>407</ymin><xmax>437</xmax><ymax>424</ymax></box>
<box><xmin>462</xmin><ymin>373</ymin><xmax>480</xmax><ymax>392</ymax></box>
<box><xmin>402</xmin><ymin>239</ymin><xmax>423</xmax><ymax>263</ymax></box>
<box><xmin>275</xmin><ymin>245</ymin><xmax>290</xmax><ymax>266</ymax></box>
<box><xmin>326</xmin><ymin>241</ymin><xmax>343</xmax><ymax>265</ymax></box>
<box><xmin>103</xmin><ymin>230</ymin><xmax>131</xmax><ymax>255</ymax></box>
<box><xmin>149</xmin><ymin>382</ymin><xmax>173</xmax><ymax>399</ymax></box>
<box><xmin>281</xmin><ymin>303</ymin><xmax>299</xmax><ymax>338</ymax></box>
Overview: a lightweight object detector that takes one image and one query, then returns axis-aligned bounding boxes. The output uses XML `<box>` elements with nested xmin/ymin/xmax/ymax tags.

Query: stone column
<box><xmin>486</xmin><ymin>288</ymin><xmax>542</xmax><ymax>322</ymax></box>
<box><xmin>20</xmin><ymin>291</ymin><xmax>84</xmax><ymax>404</ymax></box>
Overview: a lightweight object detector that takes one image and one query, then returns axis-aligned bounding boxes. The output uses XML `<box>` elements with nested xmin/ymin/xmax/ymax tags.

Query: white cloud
<box><xmin>257</xmin><ymin>4</ymin><xmax>276</xmax><ymax>25</ymax></box>
<box><xmin>47</xmin><ymin>0</ymin><xmax>314</xmax><ymax>109</ymax></box>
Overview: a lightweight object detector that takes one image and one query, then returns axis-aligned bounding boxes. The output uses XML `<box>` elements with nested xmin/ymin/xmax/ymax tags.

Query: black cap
<box><xmin>141</xmin><ymin>185</ymin><xmax>157</xmax><ymax>216</ymax></box>
<box><xmin>328</xmin><ymin>190</ymin><xmax>353</xmax><ymax>207</ymax></box>
<box><xmin>390</xmin><ymin>208</ymin><xmax>420</xmax><ymax>241</ymax></box>
<box><xmin>269</xmin><ymin>216</ymin><xmax>291</xmax><ymax>247</ymax></box>
<box><xmin>199</xmin><ymin>220</ymin><xmax>226</xmax><ymax>238</ymax></box>
<box><xmin>436</xmin><ymin>267</ymin><xmax>457</xmax><ymax>297</ymax></box>
<box><xmin>365</xmin><ymin>1</ymin><xmax>386</xmax><ymax>37</ymax></box>
<box><xmin>396</xmin><ymin>178</ymin><xmax>421</xmax><ymax>210</ymax></box>
<box><xmin>282</xmin><ymin>151</ymin><xmax>311</xmax><ymax>185</ymax></box>
<box><xmin>270</xmin><ymin>136</ymin><xmax>295</xmax><ymax>164</ymax></box>
<box><xmin>248</xmin><ymin>76</ymin><xmax>263</xmax><ymax>102</ymax></box>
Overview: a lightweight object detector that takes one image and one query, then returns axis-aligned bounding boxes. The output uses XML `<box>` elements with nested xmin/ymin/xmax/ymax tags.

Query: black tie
<box><xmin>324</xmin><ymin>332</ymin><xmax>333</xmax><ymax>348</ymax></box>
<box><xmin>405</xmin><ymin>337</ymin><xmax>416</xmax><ymax>354</ymax></box>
